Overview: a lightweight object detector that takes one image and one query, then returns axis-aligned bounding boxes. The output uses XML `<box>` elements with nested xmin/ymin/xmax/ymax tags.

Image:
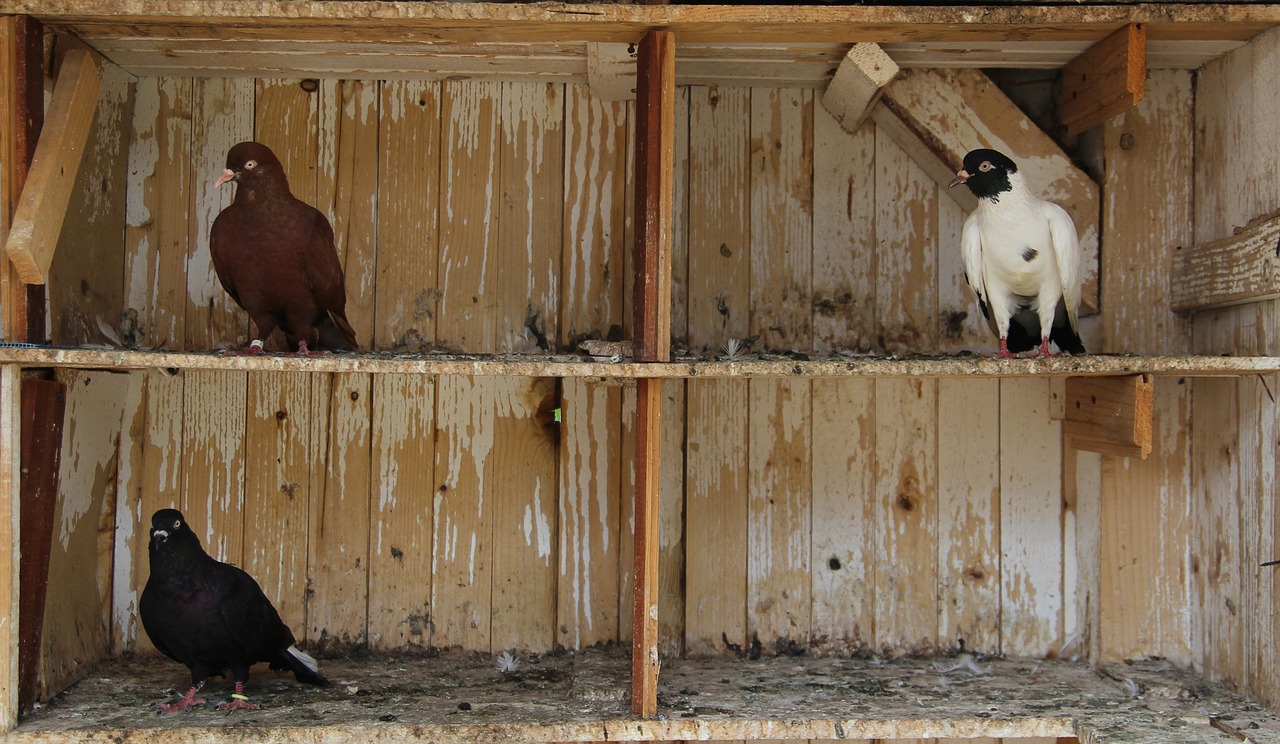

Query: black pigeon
<box><xmin>140</xmin><ymin>508</ymin><xmax>329</xmax><ymax>713</ymax></box>
<box><xmin>210</xmin><ymin>141</ymin><xmax>359</xmax><ymax>354</ymax></box>
<box><xmin>948</xmin><ymin>148</ymin><xmax>1086</xmax><ymax>358</ymax></box>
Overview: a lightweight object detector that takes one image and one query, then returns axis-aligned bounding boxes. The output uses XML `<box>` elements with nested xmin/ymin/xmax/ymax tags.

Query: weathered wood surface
<box><xmin>1172</xmin><ymin>211</ymin><xmax>1280</xmax><ymax>314</ymax></box>
<box><xmin>1060</xmin><ymin>24</ymin><xmax>1147</xmax><ymax>136</ymax></box>
<box><xmin>10</xmin><ymin>651</ymin><xmax>1280</xmax><ymax>743</ymax></box>
<box><xmin>0</xmin><ymin>367</ymin><xmax>20</xmax><ymax>728</ymax></box>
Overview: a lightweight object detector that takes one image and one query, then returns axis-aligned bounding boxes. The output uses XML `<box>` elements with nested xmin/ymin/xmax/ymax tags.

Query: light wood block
<box><xmin>1062</xmin><ymin>24</ymin><xmax>1147</xmax><ymax>136</ymax></box>
<box><xmin>1065</xmin><ymin>374</ymin><xmax>1154</xmax><ymax>459</ymax></box>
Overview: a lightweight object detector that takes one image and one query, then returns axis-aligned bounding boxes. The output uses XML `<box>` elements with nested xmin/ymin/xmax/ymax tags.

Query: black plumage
<box><xmin>210</xmin><ymin>141</ymin><xmax>358</xmax><ymax>354</ymax></box>
<box><xmin>140</xmin><ymin>508</ymin><xmax>329</xmax><ymax>713</ymax></box>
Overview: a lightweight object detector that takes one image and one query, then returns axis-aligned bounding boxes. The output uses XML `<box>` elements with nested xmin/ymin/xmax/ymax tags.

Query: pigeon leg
<box><xmin>995</xmin><ymin>337</ymin><xmax>1018</xmax><ymax>359</ymax></box>
<box><xmin>292</xmin><ymin>339</ymin><xmax>325</xmax><ymax>357</ymax></box>
<box><xmin>236</xmin><ymin>339</ymin><xmax>266</xmax><ymax>355</ymax></box>
<box><xmin>216</xmin><ymin>680</ymin><xmax>261</xmax><ymax>713</ymax></box>
<box><xmin>156</xmin><ymin>681</ymin><xmax>206</xmax><ymax>713</ymax></box>
<box><xmin>1035</xmin><ymin>336</ymin><xmax>1056</xmax><ymax>358</ymax></box>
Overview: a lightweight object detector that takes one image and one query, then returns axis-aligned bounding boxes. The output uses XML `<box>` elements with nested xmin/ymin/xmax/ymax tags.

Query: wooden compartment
<box><xmin>2</xmin><ymin>2</ymin><xmax>1280</xmax><ymax>742</ymax></box>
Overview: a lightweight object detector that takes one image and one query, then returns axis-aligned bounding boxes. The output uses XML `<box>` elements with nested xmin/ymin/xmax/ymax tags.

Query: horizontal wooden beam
<box><xmin>1170</xmin><ymin>210</ymin><xmax>1280</xmax><ymax>314</ymax></box>
<box><xmin>1061</xmin><ymin>23</ymin><xmax>1147</xmax><ymax>136</ymax></box>
<box><xmin>587</xmin><ymin>42</ymin><xmax>636</xmax><ymax>101</ymax></box>
<box><xmin>3</xmin><ymin>48</ymin><xmax>100</xmax><ymax>285</ymax></box>
<box><xmin>1065</xmin><ymin>374</ymin><xmax>1153</xmax><ymax>459</ymax></box>
<box><xmin>872</xmin><ymin>67</ymin><xmax>1102</xmax><ymax>314</ymax></box>
<box><xmin>820</xmin><ymin>43</ymin><xmax>899</xmax><ymax>133</ymax></box>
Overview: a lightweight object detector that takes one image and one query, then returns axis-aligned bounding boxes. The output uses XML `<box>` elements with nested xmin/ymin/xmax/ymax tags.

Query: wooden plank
<box><xmin>187</xmin><ymin>77</ymin><xmax>252</xmax><ymax>350</ymax></box>
<box><xmin>749</xmin><ymin>87</ymin><xmax>812</xmax><ymax>351</ymax></box>
<box><xmin>557</xmin><ymin>378</ymin><xmax>622</xmax><ymax>648</ymax></box>
<box><xmin>587</xmin><ymin>42</ymin><xmax>636</xmax><ymax>102</ymax></box>
<box><xmin>488</xmin><ymin>377</ymin><xmax>558</xmax><ymax>653</ymax></box>
<box><xmin>1</xmin><ymin>16</ymin><xmax>45</xmax><ymax>341</ymax></box>
<box><xmin>820</xmin><ymin>43</ymin><xmax>898</xmax><ymax>133</ymax></box>
<box><xmin>178</xmin><ymin>370</ymin><xmax>246</xmax><ymax>566</ymax></box>
<box><xmin>668</xmin><ymin>87</ymin><xmax>689</xmax><ymax>351</ymax></box>
<box><xmin>686</xmin><ymin>85</ymin><xmax>750</xmax><ymax>354</ymax></box>
<box><xmin>18</xmin><ymin>380</ymin><xmax>65</xmax><ymax>712</ymax></box>
<box><xmin>3</xmin><ymin>49</ymin><xmax>99</xmax><ymax>285</ymax></box>
<box><xmin>1061</xmin><ymin>24</ymin><xmax>1147</xmax><ymax>136</ymax></box>
<box><xmin>937</xmin><ymin>378</ymin><xmax>1001</xmax><ymax>653</ymax></box>
<box><xmin>560</xmin><ymin>86</ymin><xmax>628</xmax><ymax>349</ymax></box>
<box><xmin>684</xmin><ymin>378</ymin><xmax>748</xmax><ymax>657</ymax></box>
<box><xmin>812</xmin><ymin>105</ymin><xmax>875</xmax><ymax>353</ymax></box>
<box><xmin>125</xmin><ymin>77</ymin><xmax>192</xmax><ymax>350</ymax></box>
<box><xmin>376</xmin><ymin>79</ymin><xmax>440</xmax><ymax>351</ymax></box>
<box><xmin>368</xmin><ymin>374</ymin><xmax>436</xmax><ymax>650</ymax></box>
<box><xmin>632</xmin><ymin>29</ymin><xmax>674</xmax><ymax>363</ymax></box>
<box><xmin>937</xmin><ymin>182</ymin><xmax>992</xmax><ymax>353</ymax></box>
<box><xmin>1171</xmin><ymin>211</ymin><xmax>1280</xmax><ymax>314</ymax></box>
<box><xmin>38</xmin><ymin>370</ymin><xmax>135</xmax><ymax>701</ymax></box>
<box><xmin>875</xmin><ymin>133</ymin><xmax>938</xmax><ymax>354</ymax></box>
<box><xmin>1000</xmin><ymin>377</ymin><xmax>1064</xmax><ymax>656</ymax></box>
<box><xmin>810</xmin><ymin>378</ymin><xmax>875</xmax><ymax>654</ymax></box>
<box><xmin>873</xmin><ymin>378</ymin><xmax>938</xmax><ymax>654</ymax></box>
<box><xmin>874</xmin><ymin>67</ymin><xmax>1101</xmax><ymax>315</ymax></box>
<box><xmin>498</xmin><ymin>81</ymin><xmax>564</xmax><ymax>354</ymax></box>
<box><xmin>657</xmin><ymin>379</ymin><xmax>685</xmax><ymax>656</ymax></box>
<box><xmin>1064</xmin><ymin>375</ymin><xmax>1154</xmax><ymax>459</ymax></box>
<box><xmin>0</xmin><ymin>366</ymin><xmax>19</xmax><ymax>727</ymax></box>
<box><xmin>631</xmin><ymin>377</ymin><xmax>662</xmax><ymax>716</ymax></box>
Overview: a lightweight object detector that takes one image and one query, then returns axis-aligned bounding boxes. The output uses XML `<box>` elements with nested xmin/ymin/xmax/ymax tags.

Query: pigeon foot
<box><xmin>228</xmin><ymin>340</ymin><xmax>265</xmax><ymax>356</ymax></box>
<box><xmin>217</xmin><ymin>696</ymin><xmax>261</xmax><ymax>713</ymax></box>
<box><xmin>288</xmin><ymin>340</ymin><xmax>326</xmax><ymax>357</ymax></box>
<box><xmin>156</xmin><ymin>685</ymin><xmax>206</xmax><ymax>713</ymax></box>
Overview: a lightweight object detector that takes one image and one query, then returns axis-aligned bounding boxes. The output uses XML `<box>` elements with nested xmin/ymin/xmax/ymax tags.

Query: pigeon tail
<box><xmin>274</xmin><ymin>645</ymin><xmax>330</xmax><ymax>687</ymax></box>
<box><xmin>318</xmin><ymin>311</ymin><xmax>358</xmax><ymax>351</ymax></box>
<box><xmin>1049</xmin><ymin>320</ymin><xmax>1086</xmax><ymax>356</ymax></box>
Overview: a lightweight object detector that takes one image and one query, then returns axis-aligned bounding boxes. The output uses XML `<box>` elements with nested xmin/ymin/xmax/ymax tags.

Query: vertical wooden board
<box><xmin>684</xmin><ymin>378</ymin><xmax>748</xmax><ymax>657</ymax></box>
<box><xmin>46</xmin><ymin>61</ymin><xmax>130</xmax><ymax>346</ymax></box>
<box><xmin>241</xmin><ymin>372</ymin><xmax>314</xmax><ymax>638</ymax></box>
<box><xmin>669</xmin><ymin>88</ymin><xmax>690</xmax><ymax>350</ymax></box>
<box><xmin>1097</xmin><ymin>382</ymin><xmax>1193</xmax><ymax>663</ymax></box>
<box><xmin>810</xmin><ymin>378</ymin><xmax>875</xmax><ymax>654</ymax></box>
<box><xmin>874</xmin><ymin>133</ymin><xmax>938</xmax><ymax>354</ymax></box>
<box><xmin>317</xmin><ymin>80</ymin><xmax>378</xmax><ymax>350</ymax></box>
<box><xmin>747</xmin><ymin>378</ymin><xmax>812</xmax><ymax>649</ymax></box>
<box><xmin>39</xmin><ymin>371</ymin><xmax>135</xmax><ymax>700</ymax></box>
<box><xmin>1102</xmin><ymin>70</ymin><xmax>1193</xmax><ymax>355</ymax></box>
<box><xmin>109</xmin><ymin>372</ymin><xmax>146</xmax><ymax>656</ymax></box>
<box><xmin>368</xmin><ymin>374</ymin><xmax>435</xmax><ymax>650</ymax></box>
<box><xmin>490</xmin><ymin>377</ymin><xmax>559</xmax><ymax>653</ymax></box>
<box><xmin>873</xmin><ymin>378</ymin><xmax>937</xmax><ymax>655</ymax></box>
<box><xmin>936</xmin><ymin>378</ymin><xmax>1000</xmax><ymax>654</ymax></box>
<box><xmin>658</xmin><ymin>380</ymin><xmax>686</xmax><ymax>656</ymax></box>
<box><xmin>560</xmin><ymin>85</ymin><xmax>628</xmax><ymax>347</ymax></box>
<box><xmin>1072</xmin><ymin>450</ymin><xmax>1103</xmax><ymax>663</ymax></box>
<box><xmin>618</xmin><ymin>384</ymin><xmax>637</xmax><ymax>644</ymax></box>
<box><xmin>687</xmin><ymin>86</ymin><xmax>750</xmax><ymax>353</ymax></box>
<box><xmin>432</xmin><ymin>376</ymin><xmax>495</xmax><ymax>651</ymax></box>
<box><xmin>936</xmin><ymin>185</ymin><xmax>989</xmax><ymax>353</ymax></box>
<box><xmin>124</xmin><ymin>77</ymin><xmax>191</xmax><ymax>350</ymax></box>
<box><xmin>375</xmin><ymin>80</ymin><xmax>440</xmax><ymax>351</ymax></box>
<box><xmin>115</xmin><ymin>371</ymin><xmax>184</xmax><ymax>654</ymax></box>
<box><xmin>187</xmin><ymin>77</ymin><xmax>253</xmax><ymax>350</ymax></box>
<box><xmin>749</xmin><ymin>87</ymin><xmax>813</xmax><ymax>352</ymax></box>
<box><xmin>499</xmin><ymin>82</ymin><xmax>564</xmax><ymax>354</ymax></box>
<box><xmin>812</xmin><ymin>104</ymin><xmax>875</xmax><ymax>353</ymax></box>
<box><xmin>1248</xmin><ymin>29</ymin><xmax>1280</xmax><ymax>235</ymax></box>
<box><xmin>435</xmin><ymin>80</ymin><xmax>499</xmax><ymax>354</ymax></box>
<box><xmin>999</xmin><ymin>377</ymin><xmax>1064</xmax><ymax>657</ymax></box>
<box><xmin>558</xmin><ymin>378</ymin><xmax>621</xmax><ymax>649</ymax></box>
<box><xmin>179</xmin><ymin>369</ymin><xmax>246</xmax><ymax>565</ymax></box>
<box><xmin>0</xmin><ymin>367</ymin><xmax>17</xmax><ymax>724</ymax></box>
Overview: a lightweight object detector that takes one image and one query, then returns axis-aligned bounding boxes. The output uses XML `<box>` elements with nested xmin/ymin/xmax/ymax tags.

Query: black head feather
<box><xmin>219</xmin><ymin>141</ymin><xmax>290</xmax><ymax>193</ymax></box>
<box><xmin>950</xmin><ymin>148</ymin><xmax>1018</xmax><ymax>201</ymax></box>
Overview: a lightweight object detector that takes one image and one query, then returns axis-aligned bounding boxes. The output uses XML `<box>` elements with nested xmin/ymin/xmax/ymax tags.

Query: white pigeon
<box><xmin>948</xmin><ymin>148</ymin><xmax>1086</xmax><ymax>358</ymax></box>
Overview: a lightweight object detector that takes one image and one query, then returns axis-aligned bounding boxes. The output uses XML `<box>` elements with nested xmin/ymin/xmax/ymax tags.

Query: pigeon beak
<box><xmin>215</xmin><ymin>169</ymin><xmax>237</xmax><ymax>188</ymax></box>
<box><xmin>150</xmin><ymin>528</ymin><xmax>169</xmax><ymax>546</ymax></box>
<box><xmin>947</xmin><ymin>170</ymin><xmax>970</xmax><ymax>189</ymax></box>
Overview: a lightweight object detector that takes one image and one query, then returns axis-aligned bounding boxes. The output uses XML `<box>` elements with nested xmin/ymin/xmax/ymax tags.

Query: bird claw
<box><xmin>155</xmin><ymin>695</ymin><xmax>206</xmax><ymax>713</ymax></box>
<box><xmin>217</xmin><ymin>697</ymin><xmax>261</xmax><ymax>713</ymax></box>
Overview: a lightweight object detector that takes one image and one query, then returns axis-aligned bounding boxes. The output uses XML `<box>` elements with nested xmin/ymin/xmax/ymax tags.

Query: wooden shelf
<box><xmin>1</xmin><ymin>346</ymin><xmax>1277</xmax><ymax>379</ymax></box>
<box><xmin>9</xmin><ymin>648</ymin><xmax>1280</xmax><ymax>743</ymax></box>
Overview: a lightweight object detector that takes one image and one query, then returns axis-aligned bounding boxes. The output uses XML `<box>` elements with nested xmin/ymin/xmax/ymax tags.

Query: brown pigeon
<box><xmin>210</xmin><ymin>141</ymin><xmax>358</xmax><ymax>354</ymax></box>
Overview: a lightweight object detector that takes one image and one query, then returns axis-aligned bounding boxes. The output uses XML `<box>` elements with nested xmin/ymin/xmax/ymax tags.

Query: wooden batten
<box><xmin>0</xmin><ymin>367</ymin><xmax>19</xmax><ymax>729</ymax></box>
<box><xmin>1061</xmin><ymin>24</ymin><xmax>1147</xmax><ymax>136</ymax></box>
<box><xmin>2</xmin><ymin>48</ymin><xmax>100</xmax><ymax>286</ymax></box>
<box><xmin>1065</xmin><ymin>375</ymin><xmax>1154</xmax><ymax>459</ymax></box>
<box><xmin>820</xmin><ymin>43</ymin><xmax>899</xmax><ymax>133</ymax></box>
<box><xmin>1170</xmin><ymin>210</ymin><xmax>1280</xmax><ymax>314</ymax></box>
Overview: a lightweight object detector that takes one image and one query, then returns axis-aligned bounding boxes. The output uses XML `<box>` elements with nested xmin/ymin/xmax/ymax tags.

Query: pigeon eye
<box><xmin>172</xmin><ymin>519</ymin><xmax>181</xmax><ymax>530</ymax></box>
<box><xmin>244</xmin><ymin>160</ymin><xmax>258</xmax><ymax>170</ymax></box>
<box><xmin>979</xmin><ymin>161</ymin><xmax>993</xmax><ymax>172</ymax></box>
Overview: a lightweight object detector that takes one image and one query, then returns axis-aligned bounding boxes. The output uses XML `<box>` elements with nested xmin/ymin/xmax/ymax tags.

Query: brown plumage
<box><xmin>210</xmin><ymin>141</ymin><xmax>358</xmax><ymax>353</ymax></box>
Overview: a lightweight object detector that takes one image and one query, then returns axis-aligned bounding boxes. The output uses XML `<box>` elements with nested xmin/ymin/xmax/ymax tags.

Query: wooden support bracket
<box><xmin>871</xmin><ymin>68</ymin><xmax>1101</xmax><ymax>314</ymax></box>
<box><xmin>3</xmin><ymin>48</ymin><xmax>100</xmax><ymax>286</ymax></box>
<box><xmin>820</xmin><ymin>43</ymin><xmax>899</xmax><ymax>133</ymax></box>
<box><xmin>1065</xmin><ymin>374</ymin><xmax>1153</xmax><ymax>459</ymax></box>
<box><xmin>587</xmin><ymin>42</ymin><xmax>637</xmax><ymax>102</ymax></box>
<box><xmin>1061</xmin><ymin>24</ymin><xmax>1146</xmax><ymax>137</ymax></box>
<box><xmin>1170</xmin><ymin>210</ymin><xmax>1280</xmax><ymax>314</ymax></box>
